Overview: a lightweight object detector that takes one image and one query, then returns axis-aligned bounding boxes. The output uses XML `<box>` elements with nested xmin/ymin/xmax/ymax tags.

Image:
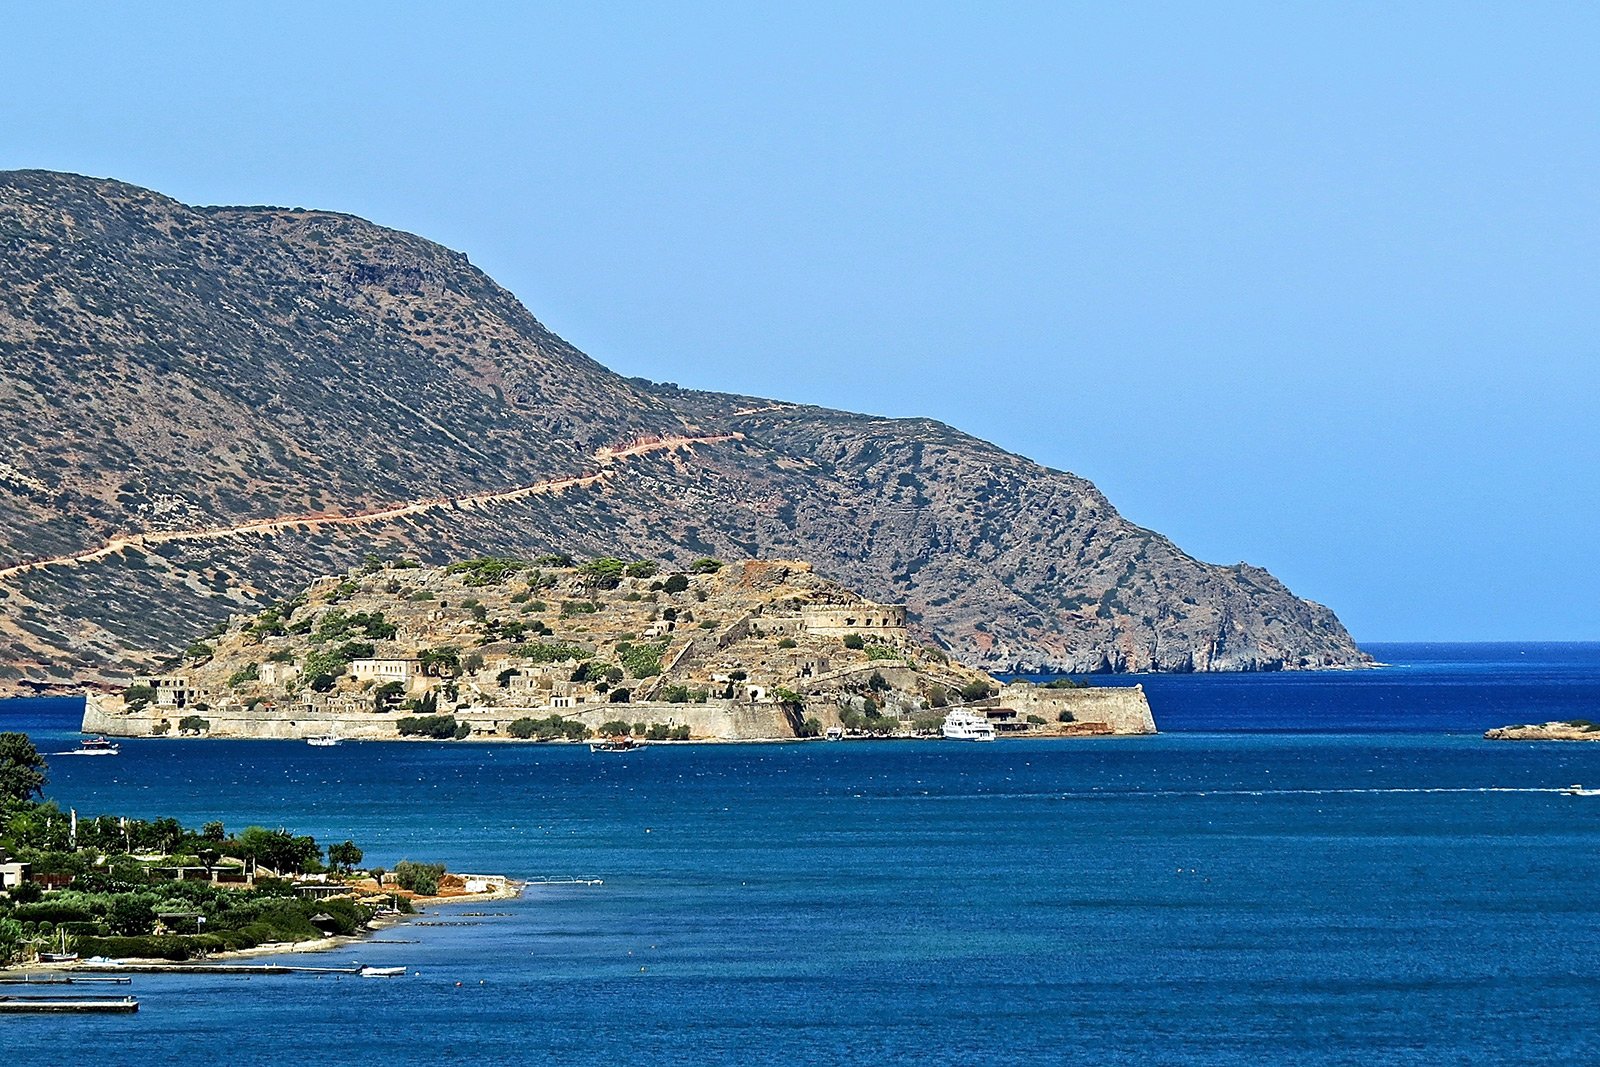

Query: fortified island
<box><xmin>83</xmin><ymin>555</ymin><xmax>1155</xmax><ymax>742</ymax></box>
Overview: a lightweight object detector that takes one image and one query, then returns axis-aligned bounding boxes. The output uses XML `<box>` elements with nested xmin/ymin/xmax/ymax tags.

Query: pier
<box><xmin>74</xmin><ymin>963</ymin><xmax>360</xmax><ymax>975</ymax></box>
<box><xmin>0</xmin><ymin>994</ymin><xmax>139</xmax><ymax>1014</ymax></box>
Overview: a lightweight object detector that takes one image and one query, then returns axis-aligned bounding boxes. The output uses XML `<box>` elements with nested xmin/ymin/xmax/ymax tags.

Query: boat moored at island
<box><xmin>306</xmin><ymin>733</ymin><xmax>341</xmax><ymax>747</ymax></box>
<box><xmin>941</xmin><ymin>710</ymin><xmax>996</xmax><ymax>742</ymax></box>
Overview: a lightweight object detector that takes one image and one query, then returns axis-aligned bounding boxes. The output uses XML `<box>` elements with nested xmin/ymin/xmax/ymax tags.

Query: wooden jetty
<box><xmin>75</xmin><ymin>963</ymin><xmax>359</xmax><ymax>976</ymax></box>
<box><xmin>0</xmin><ymin>994</ymin><xmax>138</xmax><ymax>1013</ymax></box>
<box><xmin>0</xmin><ymin>974</ymin><xmax>132</xmax><ymax>985</ymax></box>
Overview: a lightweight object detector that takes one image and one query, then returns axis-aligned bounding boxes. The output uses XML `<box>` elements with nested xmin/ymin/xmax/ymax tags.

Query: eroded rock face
<box><xmin>0</xmin><ymin>170</ymin><xmax>1368</xmax><ymax>689</ymax></box>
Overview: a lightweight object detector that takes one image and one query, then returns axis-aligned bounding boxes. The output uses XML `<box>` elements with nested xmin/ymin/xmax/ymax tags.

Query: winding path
<box><xmin>0</xmin><ymin>433</ymin><xmax>741</xmax><ymax>584</ymax></box>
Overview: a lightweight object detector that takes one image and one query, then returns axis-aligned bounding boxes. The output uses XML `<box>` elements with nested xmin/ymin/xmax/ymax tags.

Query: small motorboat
<box><xmin>61</xmin><ymin>736</ymin><xmax>119</xmax><ymax>757</ymax></box>
<box><xmin>1564</xmin><ymin>784</ymin><xmax>1600</xmax><ymax>796</ymax></box>
<box><xmin>358</xmin><ymin>965</ymin><xmax>407</xmax><ymax>978</ymax></box>
<box><xmin>306</xmin><ymin>733</ymin><xmax>341</xmax><ymax>747</ymax></box>
<box><xmin>589</xmin><ymin>736</ymin><xmax>645</xmax><ymax>753</ymax></box>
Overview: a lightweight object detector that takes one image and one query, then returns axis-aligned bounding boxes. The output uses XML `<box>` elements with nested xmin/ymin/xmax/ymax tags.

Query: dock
<box><xmin>74</xmin><ymin>963</ymin><xmax>360</xmax><ymax>975</ymax></box>
<box><xmin>0</xmin><ymin>994</ymin><xmax>139</xmax><ymax>1013</ymax></box>
<box><xmin>0</xmin><ymin>975</ymin><xmax>132</xmax><ymax>985</ymax></box>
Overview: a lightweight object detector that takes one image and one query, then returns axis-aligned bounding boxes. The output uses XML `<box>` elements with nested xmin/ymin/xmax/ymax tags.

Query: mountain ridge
<box><xmin>0</xmin><ymin>169</ymin><xmax>1368</xmax><ymax>689</ymax></box>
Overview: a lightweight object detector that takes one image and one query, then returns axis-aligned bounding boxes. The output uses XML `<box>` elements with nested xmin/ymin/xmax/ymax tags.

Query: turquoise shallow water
<box><xmin>4</xmin><ymin>643</ymin><xmax>1600</xmax><ymax>1064</ymax></box>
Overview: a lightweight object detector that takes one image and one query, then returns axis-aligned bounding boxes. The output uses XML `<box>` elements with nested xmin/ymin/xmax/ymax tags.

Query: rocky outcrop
<box><xmin>0</xmin><ymin>170</ymin><xmax>1369</xmax><ymax>689</ymax></box>
<box><xmin>1484</xmin><ymin>721</ymin><xmax>1600</xmax><ymax>741</ymax></box>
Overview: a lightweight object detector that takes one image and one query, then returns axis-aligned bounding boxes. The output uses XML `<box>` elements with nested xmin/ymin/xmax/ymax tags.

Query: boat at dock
<box><xmin>37</xmin><ymin>929</ymin><xmax>78</xmax><ymax>963</ymax></box>
<box><xmin>825</xmin><ymin>725</ymin><xmax>845</xmax><ymax>741</ymax></box>
<box><xmin>306</xmin><ymin>732</ymin><xmax>341</xmax><ymax>747</ymax></box>
<box><xmin>59</xmin><ymin>736</ymin><xmax>119</xmax><ymax>756</ymax></box>
<box><xmin>941</xmin><ymin>710</ymin><xmax>997</xmax><ymax>742</ymax></box>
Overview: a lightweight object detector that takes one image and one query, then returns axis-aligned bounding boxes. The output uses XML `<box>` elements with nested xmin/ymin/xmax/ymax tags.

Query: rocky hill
<box><xmin>0</xmin><ymin>169</ymin><xmax>1368</xmax><ymax>690</ymax></box>
<box><xmin>83</xmin><ymin>555</ymin><xmax>1157</xmax><ymax>741</ymax></box>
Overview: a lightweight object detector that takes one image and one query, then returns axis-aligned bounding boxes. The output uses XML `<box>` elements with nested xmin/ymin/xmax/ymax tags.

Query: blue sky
<box><xmin>4</xmin><ymin>3</ymin><xmax>1596</xmax><ymax>642</ymax></box>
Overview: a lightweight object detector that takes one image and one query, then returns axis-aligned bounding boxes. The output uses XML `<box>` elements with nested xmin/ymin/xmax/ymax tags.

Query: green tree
<box><xmin>0</xmin><ymin>732</ymin><xmax>47</xmax><ymax>805</ymax></box>
<box><xmin>580</xmin><ymin>557</ymin><xmax>626</xmax><ymax>590</ymax></box>
<box><xmin>393</xmin><ymin>860</ymin><xmax>445</xmax><ymax>895</ymax></box>
<box><xmin>690</xmin><ymin>558</ymin><xmax>723</xmax><ymax>574</ymax></box>
<box><xmin>396</xmin><ymin>714</ymin><xmax>459</xmax><ymax>739</ymax></box>
<box><xmin>327</xmin><ymin>840</ymin><xmax>364</xmax><ymax>872</ymax></box>
<box><xmin>624</xmin><ymin>560</ymin><xmax>659</xmax><ymax>579</ymax></box>
<box><xmin>419</xmin><ymin>647</ymin><xmax>461</xmax><ymax>676</ymax></box>
<box><xmin>842</xmin><ymin>634</ymin><xmax>865</xmax><ymax>650</ymax></box>
<box><xmin>108</xmin><ymin>896</ymin><xmax>156</xmax><ymax>936</ymax></box>
<box><xmin>237</xmin><ymin>826</ymin><xmax>322</xmax><ymax>874</ymax></box>
<box><xmin>0</xmin><ymin>918</ymin><xmax>26</xmax><ymax>966</ymax></box>
<box><xmin>662</xmin><ymin>574</ymin><xmax>690</xmax><ymax>594</ymax></box>
<box><xmin>372</xmin><ymin>681</ymin><xmax>405</xmax><ymax>711</ymax></box>
<box><xmin>959</xmin><ymin>680</ymin><xmax>995</xmax><ymax>702</ymax></box>
<box><xmin>123</xmin><ymin>683</ymin><xmax>156</xmax><ymax>711</ymax></box>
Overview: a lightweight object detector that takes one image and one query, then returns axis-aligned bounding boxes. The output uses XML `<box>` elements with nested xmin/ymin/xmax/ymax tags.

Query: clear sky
<box><xmin>4</xmin><ymin>3</ymin><xmax>1596</xmax><ymax>642</ymax></box>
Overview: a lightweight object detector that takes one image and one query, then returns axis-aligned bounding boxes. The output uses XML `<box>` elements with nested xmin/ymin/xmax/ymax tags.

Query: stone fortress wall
<box><xmin>799</xmin><ymin>603</ymin><xmax>908</xmax><ymax>638</ymax></box>
<box><xmin>997</xmin><ymin>683</ymin><xmax>1157</xmax><ymax>734</ymax></box>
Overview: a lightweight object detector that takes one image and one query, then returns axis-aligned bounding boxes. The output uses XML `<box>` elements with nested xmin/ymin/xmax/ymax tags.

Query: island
<box><xmin>1483</xmin><ymin>720</ymin><xmax>1600</xmax><ymax>741</ymax></box>
<box><xmin>83</xmin><ymin>555</ymin><xmax>1157</xmax><ymax>742</ymax></box>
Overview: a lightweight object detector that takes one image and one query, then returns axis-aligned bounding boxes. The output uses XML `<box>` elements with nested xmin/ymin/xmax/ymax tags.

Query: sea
<box><xmin>4</xmin><ymin>641</ymin><xmax>1600</xmax><ymax>1065</ymax></box>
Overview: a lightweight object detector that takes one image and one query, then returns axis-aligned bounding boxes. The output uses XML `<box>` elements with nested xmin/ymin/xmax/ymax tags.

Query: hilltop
<box><xmin>0</xmin><ymin>169</ymin><xmax>1368</xmax><ymax>688</ymax></box>
<box><xmin>83</xmin><ymin>555</ymin><xmax>1157</xmax><ymax>741</ymax></box>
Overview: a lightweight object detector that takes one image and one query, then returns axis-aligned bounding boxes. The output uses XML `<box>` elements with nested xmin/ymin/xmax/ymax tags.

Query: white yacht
<box><xmin>306</xmin><ymin>732</ymin><xmax>341</xmax><ymax>747</ymax></box>
<box><xmin>941</xmin><ymin>710</ymin><xmax>997</xmax><ymax>742</ymax></box>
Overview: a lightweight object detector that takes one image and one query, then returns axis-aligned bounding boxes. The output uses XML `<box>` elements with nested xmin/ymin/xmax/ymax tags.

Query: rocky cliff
<box><xmin>0</xmin><ymin>170</ymin><xmax>1368</xmax><ymax>689</ymax></box>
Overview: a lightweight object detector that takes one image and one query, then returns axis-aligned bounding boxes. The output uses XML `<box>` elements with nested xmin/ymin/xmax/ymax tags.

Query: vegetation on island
<box><xmin>96</xmin><ymin>551</ymin><xmax>1149</xmax><ymax>743</ymax></box>
<box><xmin>0</xmin><ymin>733</ymin><xmax>446</xmax><ymax>967</ymax></box>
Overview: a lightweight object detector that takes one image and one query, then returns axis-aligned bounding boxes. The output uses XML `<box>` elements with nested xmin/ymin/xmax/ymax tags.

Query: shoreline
<box><xmin>5</xmin><ymin>878</ymin><xmax>526</xmax><ymax>974</ymax></box>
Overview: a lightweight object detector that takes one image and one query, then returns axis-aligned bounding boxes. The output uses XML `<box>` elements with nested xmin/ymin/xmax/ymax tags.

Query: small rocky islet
<box><xmin>1483</xmin><ymin>720</ymin><xmax>1600</xmax><ymax>741</ymax></box>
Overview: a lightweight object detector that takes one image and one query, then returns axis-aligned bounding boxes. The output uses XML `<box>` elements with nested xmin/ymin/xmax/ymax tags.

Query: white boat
<box><xmin>824</xmin><ymin>725</ymin><xmax>845</xmax><ymax>741</ymax></box>
<box><xmin>38</xmin><ymin>929</ymin><xmax>78</xmax><ymax>963</ymax></box>
<box><xmin>61</xmin><ymin>736</ymin><xmax>119</xmax><ymax>756</ymax></box>
<box><xmin>306</xmin><ymin>733</ymin><xmax>341</xmax><ymax>747</ymax></box>
<box><xmin>941</xmin><ymin>710</ymin><xmax>997</xmax><ymax>742</ymax></box>
<box><xmin>1564</xmin><ymin>784</ymin><xmax>1600</xmax><ymax>796</ymax></box>
<box><xmin>589</xmin><ymin>736</ymin><xmax>644</xmax><ymax>753</ymax></box>
<box><xmin>358</xmin><ymin>965</ymin><xmax>407</xmax><ymax>977</ymax></box>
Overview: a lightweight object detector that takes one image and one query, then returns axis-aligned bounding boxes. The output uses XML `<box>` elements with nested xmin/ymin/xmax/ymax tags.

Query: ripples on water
<box><xmin>3</xmin><ymin>642</ymin><xmax>1600</xmax><ymax>1064</ymax></box>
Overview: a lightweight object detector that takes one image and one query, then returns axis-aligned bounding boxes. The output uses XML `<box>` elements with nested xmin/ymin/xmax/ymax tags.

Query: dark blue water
<box><xmin>4</xmin><ymin>643</ymin><xmax>1600</xmax><ymax>1064</ymax></box>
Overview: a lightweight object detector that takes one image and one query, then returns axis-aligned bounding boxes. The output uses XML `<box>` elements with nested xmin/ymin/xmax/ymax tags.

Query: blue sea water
<box><xmin>3</xmin><ymin>642</ymin><xmax>1600</xmax><ymax>1064</ymax></box>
